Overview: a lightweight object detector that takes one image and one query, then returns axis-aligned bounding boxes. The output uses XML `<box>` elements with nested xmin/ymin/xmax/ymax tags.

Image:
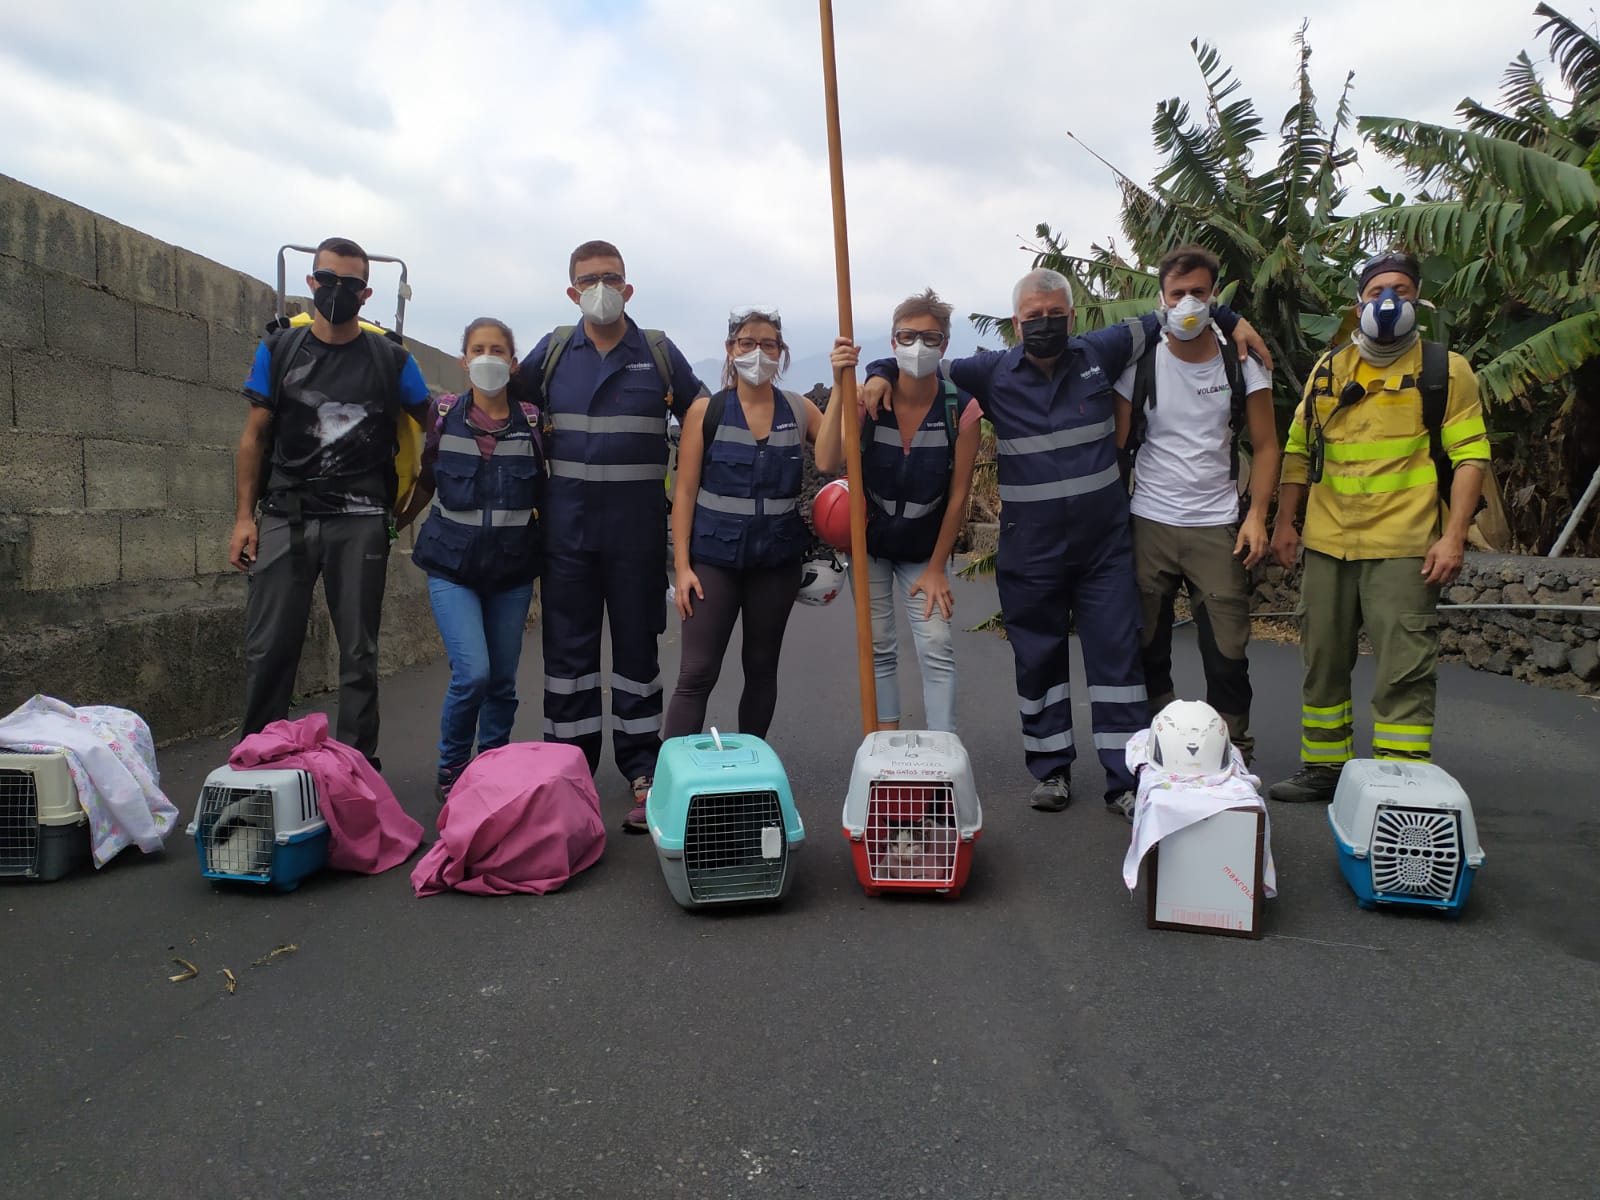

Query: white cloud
<box><xmin>0</xmin><ymin>0</ymin><xmax>1548</xmax><ymax>387</ymax></box>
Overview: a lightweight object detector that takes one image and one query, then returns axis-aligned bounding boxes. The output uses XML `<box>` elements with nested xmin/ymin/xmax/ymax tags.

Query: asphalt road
<box><xmin>3</xmin><ymin>570</ymin><xmax>1598</xmax><ymax>1199</ymax></box>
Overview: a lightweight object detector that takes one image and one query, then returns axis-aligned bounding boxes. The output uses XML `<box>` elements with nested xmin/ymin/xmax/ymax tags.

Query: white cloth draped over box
<box><xmin>1122</xmin><ymin>727</ymin><xmax>1277</xmax><ymax>897</ymax></box>
<box><xmin>0</xmin><ymin>695</ymin><xmax>178</xmax><ymax>867</ymax></box>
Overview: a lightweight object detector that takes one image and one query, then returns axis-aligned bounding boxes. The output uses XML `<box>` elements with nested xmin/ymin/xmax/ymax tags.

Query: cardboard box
<box><xmin>1146</xmin><ymin>806</ymin><xmax>1265</xmax><ymax>939</ymax></box>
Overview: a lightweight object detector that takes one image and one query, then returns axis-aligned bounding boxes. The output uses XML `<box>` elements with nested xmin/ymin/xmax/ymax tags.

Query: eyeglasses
<box><xmin>574</xmin><ymin>272</ymin><xmax>626</xmax><ymax>289</ymax></box>
<box><xmin>893</xmin><ymin>328</ymin><xmax>947</xmax><ymax>347</ymax></box>
<box><xmin>312</xmin><ymin>268</ymin><xmax>367</xmax><ymax>293</ymax></box>
<box><xmin>728</xmin><ymin>305</ymin><xmax>782</xmax><ymax>334</ymax></box>
<box><xmin>732</xmin><ymin>337</ymin><xmax>782</xmax><ymax>355</ymax></box>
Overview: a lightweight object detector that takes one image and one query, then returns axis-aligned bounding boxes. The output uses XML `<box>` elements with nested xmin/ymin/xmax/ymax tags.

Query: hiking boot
<box><xmin>1268</xmin><ymin>765</ymin><xmax>1342</xmax><ymax>804</ymax></box>
<box><xmin>622</xmin><ymin>775</ymin><xmax>652</xmax><ymax>834</ymax></box>
<box><xmin>1105</xmin><ymin>791</ymin><xmax>1136</xmax><ymax>823</ymax></box>
<box><xmin>1029</xmin><ymin>771</ymin><xmax>1071</xmax><ymax>812</ymax></box>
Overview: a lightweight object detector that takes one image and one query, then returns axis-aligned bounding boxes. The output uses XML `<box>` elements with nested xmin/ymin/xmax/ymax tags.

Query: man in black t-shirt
<box><xmin>230</xmin><ymin>236</ymin><xmax>432</xmax><ymax>763</ymax></box>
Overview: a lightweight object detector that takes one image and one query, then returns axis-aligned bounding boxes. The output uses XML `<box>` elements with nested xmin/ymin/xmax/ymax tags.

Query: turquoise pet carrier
<box><xmin>647</xmin><ymin>730</ymin><xmax>804</xmax><ymax>908</ymax></box>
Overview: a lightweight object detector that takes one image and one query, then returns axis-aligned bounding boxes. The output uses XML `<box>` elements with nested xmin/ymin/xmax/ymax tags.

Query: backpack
<box><xmin>1125</xmin><ymin>336</ymin><xmax>1252</xmax><ymax>480</ymax></box>
<box><xmin>540</xmin><ymin>324</ymin><xmax>675</xmax><ymax>407</ymax></box>
<box><xmin>1304</xmin><ymin>341</ymin><xmax>1452</xmax><ymax>493</ymax></box>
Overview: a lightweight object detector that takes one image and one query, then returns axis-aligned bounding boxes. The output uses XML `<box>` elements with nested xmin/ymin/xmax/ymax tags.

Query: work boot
<box><xmin>1028</xmin><ymin>771</ymin><xmax>1071</xmax><ymax>812</ymax></box>
<box><xmin>1268</xmin><ymin>765</ymin><xmax>1341</xmax><ymax>804</ymax></box>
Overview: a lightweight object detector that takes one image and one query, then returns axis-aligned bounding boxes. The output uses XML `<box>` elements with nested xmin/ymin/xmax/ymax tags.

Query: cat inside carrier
<box><xmin>187</xmin><ymin>765</ymin><xmax>329</xmax><ymax>891</ymax></box>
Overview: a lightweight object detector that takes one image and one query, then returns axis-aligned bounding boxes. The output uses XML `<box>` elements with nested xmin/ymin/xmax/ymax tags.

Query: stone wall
<box><xmin>1249</xmin><ymin>553</ymin><xmax>1600</xmax><ymax>691</ymax></box>
<box><xmin>0</xmin><ymin>174</ymin><xmax>462</xmax><ymax>743</ymax></box>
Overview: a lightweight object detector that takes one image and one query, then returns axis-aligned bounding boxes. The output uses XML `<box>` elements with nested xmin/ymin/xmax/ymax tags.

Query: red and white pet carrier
<box><xmin>841</xmin><ymin>731</ymin><xmax>981</xmax><ymax>897</ymax></box>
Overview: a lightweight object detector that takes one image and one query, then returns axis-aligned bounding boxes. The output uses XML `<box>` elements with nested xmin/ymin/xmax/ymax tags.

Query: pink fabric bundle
<box><xmin>411</xmin><ymin>742</ymin><xmax>606</xmax><ymax>897</ymax></box>
<box><xmin>231</xmin><ymin>713</ymin><xmax>423</xmax><ymax>874</ymax></box>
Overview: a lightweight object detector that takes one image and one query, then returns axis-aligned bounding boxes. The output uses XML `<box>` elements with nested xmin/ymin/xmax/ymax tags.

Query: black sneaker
<box><xmin>1268</xmin><ymin>765</ymin><xmax>1342</xmax><ymax>804</ymax></box>
<box><xmin>1029</xmin><ymin>771</ymin><xmax>1071</xmax><ymax>812</ymax></box>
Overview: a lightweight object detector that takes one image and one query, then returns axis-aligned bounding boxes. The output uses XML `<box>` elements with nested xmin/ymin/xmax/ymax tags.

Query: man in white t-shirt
<box><xmin>1113</xmin><ymin>245</ymin><xmax>1278</xmax><ymax>763</ymax></box>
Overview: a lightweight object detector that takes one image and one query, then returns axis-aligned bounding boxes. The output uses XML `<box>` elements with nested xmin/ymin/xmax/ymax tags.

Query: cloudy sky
<box><xmin>0</xmin><ymin>0</ymin><xmax>1554</xmax><ymax>385</ymax></box>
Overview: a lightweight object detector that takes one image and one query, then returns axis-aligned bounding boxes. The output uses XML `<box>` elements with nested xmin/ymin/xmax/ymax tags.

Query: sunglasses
<box><xmin>312</xmin><ymin>268</ymin><xmax>368</xmax><ymax>294</ymax></box>
<box><xmin>893</xmin><ymin>329</ymin><xmax>947</xmax><ymax>347</ymax></box>
<box><xmin>574</xmin><ymin>272</ymin><xmax>626</xmax><ymax>289</ymax></box>
<box><xmin>728</xmin><ymin>305</ymin><xmax>781</xmax><ymax>334</ymax></box>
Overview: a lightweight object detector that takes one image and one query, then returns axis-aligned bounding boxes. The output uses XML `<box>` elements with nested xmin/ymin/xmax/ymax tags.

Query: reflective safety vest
<box><xmin>862</xmin><ymin>379</ymin><xmax>966</xmax><ymax>563</ymax></box>
<box><xmin>411</xmin><ymin>396</ymin><xmax>542</xmax><ymax>588</ymax></box>
<box><xmin>991</xmin><ymin>325</ymin><xmax>1148</xmax><ymax>528</ymax></box>
<box><xmin>1283</xmin><ymin>341</ymin><xmax>1490</xmax><ymax>561</ymax></box>
<box><xmin>690</xmin><ymin>388</ymin><xmax>809</xmax><ymax>569</ymax></box>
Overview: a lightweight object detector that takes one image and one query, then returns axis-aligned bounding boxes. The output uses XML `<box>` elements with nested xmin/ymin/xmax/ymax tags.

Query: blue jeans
<box><xmin>427</xmin><ymin>576</ymin><xmax>535</xmax><ymax>779</ymax></box>
<box><xmin>848</xmin><ymin>556</ymin><xmax>958</xmax><ymax>733</ymax></box>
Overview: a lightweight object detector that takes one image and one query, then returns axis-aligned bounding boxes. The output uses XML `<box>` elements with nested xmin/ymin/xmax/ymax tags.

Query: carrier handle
<box><xmin>709</xmin><ymin>726</ymin><xmax>725</xmax><ymax>752</ymax></box>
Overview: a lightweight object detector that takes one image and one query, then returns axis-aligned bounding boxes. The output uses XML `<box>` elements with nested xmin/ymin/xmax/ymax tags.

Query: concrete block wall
<box><xmin>0</xmin><ymin>174</ymin><xmax>462</xmax><ymax>743</ymax></box>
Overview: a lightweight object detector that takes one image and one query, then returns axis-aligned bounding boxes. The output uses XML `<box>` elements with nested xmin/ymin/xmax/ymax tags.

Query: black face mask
<box><xmin>1019</xmin><ymin>314</ymin><xmax>1071</xmax><ymax>359</ymax></box>
<box><xmin>314</xmin><ymin>283</ymin><xmax>364</xmax><ymax>326</ymax></box>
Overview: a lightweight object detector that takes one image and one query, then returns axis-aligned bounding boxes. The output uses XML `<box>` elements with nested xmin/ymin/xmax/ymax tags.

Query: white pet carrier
<box><xmin>841</xmin><ymin>731</ymin><xmax>982</xmax><ymax>897</ymax></box>
<box><xmin>186</xmin><ymin>765</ymin><xmax>329</xmax><ymax>890</ymax></box>
<box><xmin>1328</xmin><ymin>759</ymin><xmax>1484</xmax><ymax>914</ymax></box>
<box><xmin>0</xmin><ymin>752</ymin><xmax>90</xmax><ymax>881</ymax></box>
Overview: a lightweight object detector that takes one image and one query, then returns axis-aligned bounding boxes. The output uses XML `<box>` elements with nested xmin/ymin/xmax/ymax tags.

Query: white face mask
<box><xmin>1161</xmin><ymin>295</ymin><xmax>1213</xmax><ymax>341</ymax></box>
<box><xmin>578</xmin><ymin>282</ymin><xmax>625</xmax><ymax>325</ymax></box>
<box><xmin>467</xmin><ymin>354</ymin><xmax>511</xmax><ymax>394</ymax></box>
<box><xmin>894</xmin><ymin>339</ymin><xmax>942</xmax><ymax>379</ymax></box>
<box><xmin>732</xmin><ymin>347</ymin><xmax>780</xmax><ymax>386</ymax></box>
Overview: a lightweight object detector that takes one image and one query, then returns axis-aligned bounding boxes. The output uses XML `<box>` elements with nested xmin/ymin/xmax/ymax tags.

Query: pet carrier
<box><xmin>186</xmin><ymin>765</ymin><xmax>329</xmax><ymax>890</ymax></box>
<box><xmin>0</xmin><ymin>752</ymin><xmax>91</xmax><ymax>882</ymax></box>
<box><xmin>1328</xmin><ymin>759</ymin><xmax>1484</xmax><ymax>914</ymax></box>
<box><xmin>841</xmin><ymin>731</ymin><xmax>982</xmax><ymax>897</ymax></box>
<box><xmin>648</xmin><ymin>729</ymin><xmax>804</xmax><ymax>908</ymax></box>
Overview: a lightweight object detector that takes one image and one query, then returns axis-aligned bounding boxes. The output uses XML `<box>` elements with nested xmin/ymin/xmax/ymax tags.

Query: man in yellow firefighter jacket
<box><xmin>1267</xmin><ymin>252</ymin><xmax>1489</xmax><ymax>803</ymax></box>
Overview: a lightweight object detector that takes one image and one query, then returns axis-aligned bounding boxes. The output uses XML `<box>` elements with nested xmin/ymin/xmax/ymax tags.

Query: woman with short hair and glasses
<box><xmin>660</xmin><ymin>307</ymin><xmax>823</xmax><ymax>740</ymax></box>
<box><xmin>815</xmin><ymin>288</ymin><xmax>982</xmax><ymax>733</ymax></box>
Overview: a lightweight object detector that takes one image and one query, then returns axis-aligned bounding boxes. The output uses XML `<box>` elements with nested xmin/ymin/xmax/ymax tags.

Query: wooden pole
<box><xmin>818</xmin><ymin>0</ymin><xmax>878</xmax><ymax>739</ymax></box>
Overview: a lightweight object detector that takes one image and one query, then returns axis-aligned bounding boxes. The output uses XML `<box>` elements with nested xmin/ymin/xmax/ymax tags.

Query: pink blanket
<box><xmin>231</xmin><ymin>714</ymin><xmax>422</xmax><ymax>874</ymax></box>
<box><xmin>411</xmin><ymin>742</ymin><xmax>606</xmax><ymax>897</ymax></box>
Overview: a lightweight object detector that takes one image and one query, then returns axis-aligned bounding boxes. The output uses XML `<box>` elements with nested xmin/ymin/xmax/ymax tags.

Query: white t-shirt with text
<box><xmin>1113</xmin><ymin>340</ymin><xmax>1271</xmax><ymax>527</ymax></box>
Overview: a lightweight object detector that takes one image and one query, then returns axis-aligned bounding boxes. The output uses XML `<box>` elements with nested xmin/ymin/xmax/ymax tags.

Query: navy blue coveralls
<box><xmin>519</xmin><ymin>317</ymin><xmax>703</xmax><ymax>781</ymax></box>
<box><xmin>870</xmin><ymin>311</ymin><xmax>1242</xmax><ymax>797</ymax></box>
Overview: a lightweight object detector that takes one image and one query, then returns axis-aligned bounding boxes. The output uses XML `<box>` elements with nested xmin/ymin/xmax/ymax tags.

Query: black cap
<box><xmin>1358</xmin><ymin>251</ymin><xmax>1421</xmax><ymax>294</ymax></box>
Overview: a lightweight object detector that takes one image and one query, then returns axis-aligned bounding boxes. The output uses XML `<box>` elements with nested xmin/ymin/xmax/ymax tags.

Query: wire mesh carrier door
<box><xmin>1328</xmin><ymin>759</ymin><xmax>1484</xmax><ymax>914</ymax></box>
<box><xmin>842</xmin><ymin>731</ymin><xmax>982</xmax><ymax>898</ymax></box>
<box><xmin>186</xmin><ymin>766</ymin><xmax>329</xmax><ymax>891</ymax></box>
<box><xmin>648</xmin><ymin>729</ymin><xmax>805</xmax><ymax>908</ymax></box>
<box><xmin>0</xmin><ymin>752</ymin><xmax>91</xmax><ymax>882</ymax></box>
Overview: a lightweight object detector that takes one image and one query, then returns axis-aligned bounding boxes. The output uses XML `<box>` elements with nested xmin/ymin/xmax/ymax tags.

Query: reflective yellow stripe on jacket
<box><xmin>1281</xmin><ymin>342</ymin><xmax>1490</xmax><ymax>560</ymax></box>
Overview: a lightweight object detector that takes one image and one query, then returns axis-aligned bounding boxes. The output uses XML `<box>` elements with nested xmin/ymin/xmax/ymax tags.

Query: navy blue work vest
<box><xmin>539</xmin><ymin>319</ymin><xmax>674</xmax><ymax>555</ymax></box>
<box><xmin>991</xmin><ymin>335</ymin><xmax>1137</xmax><ymax>528</ymax></box>
<box><xmin>863</xmin><ymin>380</ymin><xmax>967</xmax><ymax>563</ymax></box>
<box><xmin>412</xmin><ymin>396</ymin><xmax>542</xmax><ymax>589</ymax></box>
<box><xmin>690</xmin><ymin>388</ymin><xmax>809</xmax><ymax>569</ymax></box>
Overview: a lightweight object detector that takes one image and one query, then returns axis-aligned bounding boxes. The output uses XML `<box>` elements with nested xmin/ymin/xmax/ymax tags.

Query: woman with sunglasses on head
<box><xmin>660</xmin><ymin>307</ymin><xmax>824</xmax><ymax>740</ymax></box>
<box><xmin>815</xmin><ymin>289</ymin><xmax>982</xmax><ymax>733</ymax></box>
<box><xmin>398</xmin><ymin>318</ymin><xmax>544</xmax><ymax>803</ymax></box>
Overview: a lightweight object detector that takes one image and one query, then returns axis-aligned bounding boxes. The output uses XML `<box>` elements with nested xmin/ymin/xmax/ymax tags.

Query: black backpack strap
<box><xmin>643</xmin><ymin>328</ymin><xmax>675</xmax><ymax>409</ymax></box>
<box><xmin>1419</xmin><ymin>341</ymin><xmax>1452</xmax><ymax>495</ymax></box>
<box><xmin>358</xmin><ymin>330</ymin><xmax>403</xmax><ymax>508</ymax></box>
<box><xmin>699</xmin><ymin>391</ymin><xmax>728</xmax><ymax>476</ymax></box>
<box><xmin>1222</xmin><ymin>342</ymin><xmax>1251</xmax><ymax>481</ymax></box>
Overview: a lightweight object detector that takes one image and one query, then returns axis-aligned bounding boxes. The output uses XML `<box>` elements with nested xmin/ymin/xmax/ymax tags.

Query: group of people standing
<box><xmin>229</xmin><ymin>235</ymin><xmax>1489</xmax><ymax>830</ymax></box>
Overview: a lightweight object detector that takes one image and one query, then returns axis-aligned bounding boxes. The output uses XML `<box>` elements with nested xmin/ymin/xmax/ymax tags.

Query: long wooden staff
<box><xmin>818</xmin><ymin>0</ymin><xmax>878</xmax><ymax>739</ymax></box>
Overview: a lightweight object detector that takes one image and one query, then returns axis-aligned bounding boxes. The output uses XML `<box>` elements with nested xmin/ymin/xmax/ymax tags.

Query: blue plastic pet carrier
<box><xmin>187</xmin><ymin>765</ymin><xmax>329</xmax><ymax>891</ymax></box>
<box><xmin>647</xmin><ymin>730</ymin><xmax>804</xmax><ymax>908</ymax></box>
<box><xmin>1328</xmin><ymin>759</ymin><xmax>1484</xmax><ymax>915</ymax></box>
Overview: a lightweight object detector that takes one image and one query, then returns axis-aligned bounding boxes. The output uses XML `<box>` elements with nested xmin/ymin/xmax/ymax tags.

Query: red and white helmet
<box><xmin>796</xmin><ymin>555</ymin><xmax>844</xmax><ymax>607</ymax></box>
<box><xmin>1149</xmin><ymin>700</ymin><xmax>1231</xmax><ymax>777</ymax></box>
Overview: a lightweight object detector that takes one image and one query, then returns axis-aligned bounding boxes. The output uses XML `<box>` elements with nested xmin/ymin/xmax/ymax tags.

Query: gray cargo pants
<box><xmin>240</xmin><ymin>513</ymin><xmax>390</xmax><ymax>759</ymax></box>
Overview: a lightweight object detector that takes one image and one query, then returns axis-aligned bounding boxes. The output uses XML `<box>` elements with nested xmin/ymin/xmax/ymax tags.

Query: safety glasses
<box><xmin>893</xmin><ymin>328</ymin><xmax>947</xmax><ymax>347</ymax></box>
<box><xmin>728</xmin><ymin>305</ymin><xmax>782</xmax><ymax>334</ymax></box>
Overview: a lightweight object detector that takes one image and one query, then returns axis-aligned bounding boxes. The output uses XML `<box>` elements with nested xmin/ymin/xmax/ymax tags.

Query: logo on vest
<box><xmin>1079</xmin><ymin>365</ymin><xmax>1102</xmax><ymax>379</ymax></box>
<box><xmin>624</xmin><ymin>362</ymin><xmax>655</xmax><ymax>372</ymax></box>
